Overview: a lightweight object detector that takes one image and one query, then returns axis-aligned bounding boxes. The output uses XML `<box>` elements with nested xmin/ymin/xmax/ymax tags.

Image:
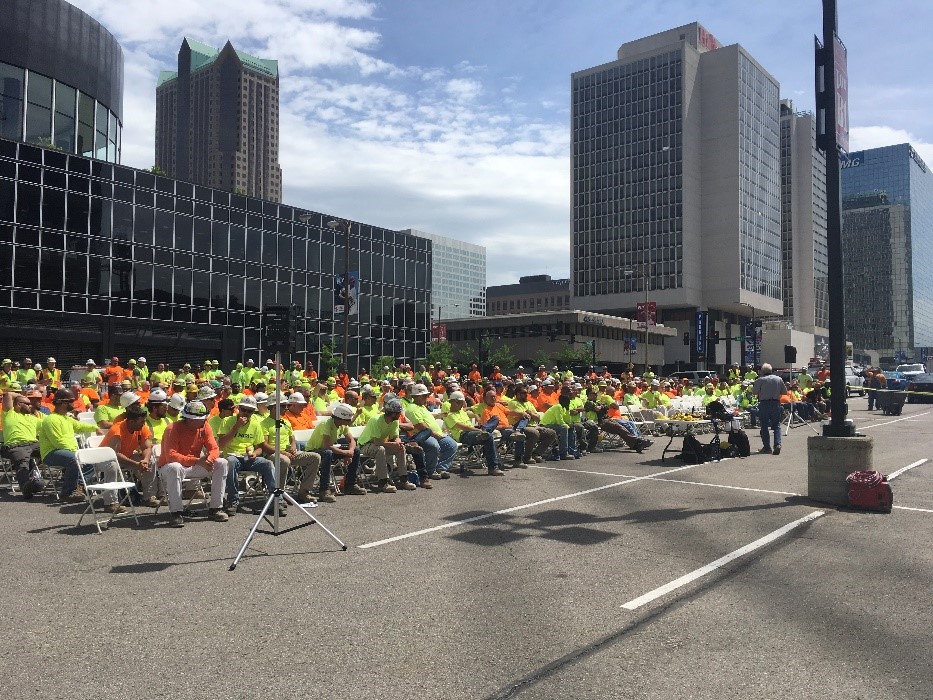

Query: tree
<box><xmin>532</xmin><ymin>349</ymin><xmax>554</xmax><ymax>370</ymax></box>
<box><xmin>426</xmin><ymin>341</ymin><xmax>453</xmax><ymax>370</ymax></box>
<box><xmin>149</xmin><ymin>165</ymin><xmax>167</xmax><ymax>176</ymax></box>
<box><xmin>319</xmin><ymin>339</ymin><xmax>340</xmax><ymax>379</ymax></box>
<box><xmin>373</xmin><ymin>355</ymin><xmax>396</xmax><ymax>378</ymax></box>
<box><xmin>35</xmin><ymin>137</ymin><xmax>63</xmax><ymax>152</ymax></box>
<box><xmin>488</xmin><ymin>343</ymin><xmax>516</xmax><ymax>372</ymax></box>
<box><xmin>554</xmin><ymin>344</ymin><xmax>593</xmax><ymax>368</ymax></box>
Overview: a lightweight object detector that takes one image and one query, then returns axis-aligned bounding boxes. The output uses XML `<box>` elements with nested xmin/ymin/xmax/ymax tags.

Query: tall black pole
<box><xmin>820</xmin><ymin>0</ymin><xmax>854</xmax><ymax>436</ymax></box>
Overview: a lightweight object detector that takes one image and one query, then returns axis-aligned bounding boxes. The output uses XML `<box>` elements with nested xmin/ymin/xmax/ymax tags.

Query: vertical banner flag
<box><xmin>431</xmin><ymin>322</ymin><xmax>447</xmax><ymax>342</ymax></box>
<box><xmin>636</xmin><ymin>301</ymin><xmax>657</xmax><ymax>327</ymax></box>
<box><xmin>834</xmin><ymin>34</ymin><xmax>849</xmax><ymax>153</ymax></box>
<box><xmin>695</xmin><ymin>311</ymin><xmax>707</xmax><ymax>355</ymax></box>
<box><xmin>334</xmin><ymin>272</ymin><xmax>360</xmax><ymax>316</ymax></box>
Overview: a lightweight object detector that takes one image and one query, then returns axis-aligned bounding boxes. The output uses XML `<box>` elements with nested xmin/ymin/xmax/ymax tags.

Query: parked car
<box><xmin>905</xmin><ymin>373</ymin><xmax>933</xmax><ymax>403</ymax></box>
<box><xmin>667</xmin><ymin>370</ymin><xmax>717</xmax><ymax>385</ymax></box>
<box><xmin>882</xmin><ymin>371</ymin><xmax>908</xmax><ymax>391</ymax></box>
<box><xmin>844</xmin><ymin>365</ymin><xmax>865</xmax><ymax>396</ymax></box>
<box><xmin>895</xmin><ymin>363</ymin><xmax>926</xmax><ymax>379</ymax></box>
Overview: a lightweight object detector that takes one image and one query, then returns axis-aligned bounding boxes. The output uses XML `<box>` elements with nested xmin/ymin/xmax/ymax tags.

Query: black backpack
<box><xmin>729</xmin><ymin>429</ymin><xmax>751</xmax><ymax>457</ymax></box>
<box><xmin>681</xmin><ymin>434</ymin><xmax>709</xmax><ymax>464</ymax></box>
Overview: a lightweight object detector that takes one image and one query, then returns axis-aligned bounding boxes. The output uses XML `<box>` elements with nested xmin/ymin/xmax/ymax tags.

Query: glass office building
<box><xmin>402</xmin><ymin>229</ymin><xmax>486</xmax><ymax>321</ymax></box>
<box><xmin>841</xmin><ymin>143</ymin><xmax>933</xmax><ymax>362</ymax></box>
<box><xmin>1</xmin><ymin>0</ymin><xmax>123</xmax><ymax>162</ymax></box>
<box><xmin>0</xmin><ymin>138</ymin><xmax>430</xmax><ymax>371</ymax></box>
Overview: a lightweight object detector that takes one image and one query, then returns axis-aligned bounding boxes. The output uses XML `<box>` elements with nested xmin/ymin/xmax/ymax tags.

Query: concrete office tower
<box><xmin>780</xmin><ymin>99</ymin><xmax>829</xmax><ymax>338</ymax></box>
<box><xmin>402</xmin><ymin>229</ymin><xmax>487</xmax><ymax>322</ymax></box>
<box><xmin>156</xmin><ymin>38</ymin><xmax>282</xmax><ymax>202</ymax></box>
<box><xmin>841</xmin><ymin>144</ymin><xmax>933</xmax><ymax>364</ymax></box>
<box><xmin>570</xmin><ymin>23</ymin><xmax>782</xmax><ymax>365</ymax></box>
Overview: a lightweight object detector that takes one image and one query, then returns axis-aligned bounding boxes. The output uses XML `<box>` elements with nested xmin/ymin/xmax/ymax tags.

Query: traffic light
<box><xmin>713</xmin><ymin>330</ymin><xmax>720</xmax><ymax>343</ymax></box>
<box><xmin>569</xmin><ymin>334</ymin><xmax>576</xmax><ymax>344</ymax></box>
<box><xmin>683</xmin><ymin>331</ymin><xmax>690</xmax><ymax>346</ymax></box>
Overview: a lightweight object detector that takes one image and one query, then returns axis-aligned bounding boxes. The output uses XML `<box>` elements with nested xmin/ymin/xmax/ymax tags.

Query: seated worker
<box><xmin>540</xmin><ymin>394</ymin><xmax>577</xmax><ymax>460</ymax></box>
<box><xmin>1</xmin><ymin>389</ymin><xmax>45</xmax><ymax>498</ymax></box>
<box><xmin>444</xmin><ymin>391</ymin><xmax>504</xmax><ymax>476</ymax></box>
<box><xmin>405</xmin><ymin>383</ymin><xmax>458</xmax><ymax>479</ymax></box>
<box><xmin>101</xmin><ymin>392</ymin><xmax>158</xmax><ymax>507</ymax></box>
<box><xmin>583</xmin><ymin>388</ymin><xmax>653</xmax><ymax>453</ymax></box>
<box><xmin>158</xmin><ymin>400</ymin><xmax>229</xmax><ymax>527</ymax></box>
<box><xmin>568</xmin><ymin>383</ymin><xmax>597</xmax><ymax>455</ymax></box>
<box><xmin>505</xmin><ymin>385</ymin><xmax>554</xmax><ymax>466</ymax></box>
<box><xmin>358</xmin><ymin>397</ymin><xmax>416</xmax><ymax>492</ymax></box>
<box><xmin>283</xmin><ymin>392</ymin><xmax>317</xmax><ymax>429</ymax></box>
<box><xmin>38</xmin><ymin>389</ymin><xmax>118</xmax><ymax>508</ymax></box>
<box><xmin>217</xmin><ymin>395</ymin><xmax>276</xmax><ymax>516</ymax></box>
<box><xmin>302</xmin><ymin>403</ymin><xmax>365</xmax><ymax>500</ymax></box>
<box><xmin>354</xmin><ymin>388</ymin><xmax>381</xmax><ymax>426</ymax></box>
<box><xmin>94</xmin><ymin>383</ymin><xmax>125</xmax><ymax>429</ymax></box>
<box><xmin>259</xmin><ymin>393</ymin><xmax>323</xmax><ymax>502</ymax></box>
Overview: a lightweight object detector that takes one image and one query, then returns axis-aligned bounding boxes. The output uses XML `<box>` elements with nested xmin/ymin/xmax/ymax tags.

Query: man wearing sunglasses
<box><xmin>1</xmin><ymin>389</ymin><xmax>45</xmax><ymax>498</ymax></box>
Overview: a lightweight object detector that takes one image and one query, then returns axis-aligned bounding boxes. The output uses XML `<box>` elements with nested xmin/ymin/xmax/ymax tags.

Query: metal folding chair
<box><xmin>74</xmin><ymin>446</ymin><xmax>140</xmax><ymax>533</ymax></box>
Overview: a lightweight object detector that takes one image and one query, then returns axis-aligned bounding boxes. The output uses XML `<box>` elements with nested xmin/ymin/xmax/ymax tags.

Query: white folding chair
<box><xmin>85</xmin><ymin>434</ymin><xmax>105</xmax><ymax>448</ymax></box>
<box><xmin>76</xmin><ymin>411</ymin><xmax>97</xmax><ymax>425</ymax></box>
<box><xmin>74</xmin><ymin>446</ymin><xmax>139</xmax><ymax>533</ymax></box>
<box><xmin>293</xmin><ymin>429</ymin><xmax>313</xmax><ymax>450</ymax></box>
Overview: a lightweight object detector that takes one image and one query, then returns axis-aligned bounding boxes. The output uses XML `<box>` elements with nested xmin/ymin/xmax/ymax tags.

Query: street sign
<box><xmin>695</xmin><ymin>311</ymin><xmax>707</xmax><ymax>355</ymax></box>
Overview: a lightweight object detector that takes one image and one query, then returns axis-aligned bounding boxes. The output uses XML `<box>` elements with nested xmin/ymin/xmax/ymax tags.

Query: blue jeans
<box><xmin>225</xmin><ymin>454</ymin><xmax>276</xmax><ymax>503</ymax></box>
<box><xmin>45</xmin><ymin>449</ymin><xmax>88</xmax><ymax>498</ymax></box>
<box><xmin>460</xmin><ymin>430</ymin><xmax>499</xmax><ymax>470</ymax></box>
<box><xmin>758</xmin><ymin>400</ymin><xmax>783</xmax><ymax>450</ymax></box>
<box><xmin>545</xmin><ymin>424</ymin><xmax>570</xmax><ymax>458</ymax></box>
<box><xmin>414</xmin><ymin>430</ymin><xmax>457</xmax><ymax>475</ymax></box>
<box><xmin>315</xmin><ymin>447</ymin><xmax>361</xmax><ymax>490</ymax></box>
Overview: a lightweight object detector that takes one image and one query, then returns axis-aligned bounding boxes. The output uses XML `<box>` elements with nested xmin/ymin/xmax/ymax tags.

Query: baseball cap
<box><xmin>331</xmin><ymin>404</ymin><xmax>355</xmax><ymax>420</ymax></box>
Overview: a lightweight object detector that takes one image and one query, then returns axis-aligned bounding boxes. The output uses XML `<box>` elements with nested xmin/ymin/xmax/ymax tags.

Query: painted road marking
<box><xmin>358</xmin><ymin>463</ymin><xmax>702</xmax><ymax>549</ymax></box>
<box><xmin>887</xmin><ymin>459</ymin><xmax>928</xmax><ymax>481</ymax></box>
<box><xmin>621</xmin><ymin>510</ymin><xmax>826</xmax><ymax>611</ymax></box>
<box><xmin>859</xmin><ymin>410</ymin><xmax>932</xmax><ymax>430</ymax></box>
<box><xmin>893</xmin><ymin>505</ymin><xmax>933</xmax><ymax>514</ymax></box>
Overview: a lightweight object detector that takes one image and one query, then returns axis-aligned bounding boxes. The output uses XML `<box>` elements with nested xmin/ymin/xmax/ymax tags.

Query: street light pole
<box><xmin>327</xmin><ymin>219</ymin><xmax>352</xmax><ymax>374</ymax></box>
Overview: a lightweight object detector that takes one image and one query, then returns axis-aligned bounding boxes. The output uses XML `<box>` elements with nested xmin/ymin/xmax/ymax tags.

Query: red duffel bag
<box><xmin>846</xmin><ymin>470</ymin><xmax>893</xmax><ymax>513</ymax></box>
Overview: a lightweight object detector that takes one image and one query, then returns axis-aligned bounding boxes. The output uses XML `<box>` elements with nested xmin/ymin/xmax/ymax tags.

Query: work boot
<box><xmin>317</xmin><ymin>488</ymin><xmax>337</xmax><ymax>503</ymax></box>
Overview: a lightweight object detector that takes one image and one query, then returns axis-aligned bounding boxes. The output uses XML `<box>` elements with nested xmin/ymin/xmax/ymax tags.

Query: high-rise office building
<box><xmin>402</xmin><ymin>229</ymin><xmax>486</xmax><ymax>322</ymax></box>
<box><xmin>780</xmin><ymin>99</ymin><xmax>828</xmax><ymax>338</ymax></box>
<box><xmin>156</xmin><ymin>38</ymin><xmax>282</xmax><ymax>202</ymax></box>
<box><xmin>841</xmin><ymin>144</ymin><xmax>933</xmax><ymax>363</ymax></box>
<box><xmin>570</xmin><ymin>22</ymin><xmax>782</xmax><ymax>367</ymax></box>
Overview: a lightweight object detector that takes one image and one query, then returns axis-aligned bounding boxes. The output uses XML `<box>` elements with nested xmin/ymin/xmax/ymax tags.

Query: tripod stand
<box><xmin>229</xmin><ymin>349</ymin><xmax>347</xmax><ymax>570</ymax></box>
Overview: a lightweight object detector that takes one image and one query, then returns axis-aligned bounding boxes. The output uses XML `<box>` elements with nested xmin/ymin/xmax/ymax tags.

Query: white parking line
<box><xmin>888</xmin><ymin>459</ymin><xmax>928</xmax><ymax>481</ymax></box>
<box><xmin>357</xmin><ymin>462</ymin><xmax>702</xmax><ymax>549</ymax></box>
<box><xmin>621</xmin><ymin>510</ymin><xmax>826</xmax><ymax>611</ymax></box>
<box><xmin>859</xmin><ymin>410</ymin><xmax>932</xmax><ymax>430</ymax></box>
<box><xmin>648</xmin><ymin>477</ymin><xmax>800</xmax><ymax>497</ymax></box>
<box><xmin>893</xmin><ymin>505</ymin><xmax>933</xmax><ymax>514</ymax></box>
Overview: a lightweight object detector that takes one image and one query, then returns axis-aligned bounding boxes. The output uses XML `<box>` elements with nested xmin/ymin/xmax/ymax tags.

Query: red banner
<box><xmin>431</xmin><ymin>322</ymin><xmax>447</xmax><ymax>341</ymax></box>
<box><xmin>636</xmin><ymin>301</ymin><xmax>657</xmax><ymax>327</ymax></box>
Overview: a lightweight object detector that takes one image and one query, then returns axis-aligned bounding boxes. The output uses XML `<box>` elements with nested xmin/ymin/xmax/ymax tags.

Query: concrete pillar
<box><xmin>807</xmin><ymin>435</ymin><xmax>874</xmax><ymax>506</ymax></box>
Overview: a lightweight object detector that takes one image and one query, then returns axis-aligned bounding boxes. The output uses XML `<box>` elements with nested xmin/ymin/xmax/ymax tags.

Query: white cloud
<box><xmin>67</xmin><ymin>0</ymin><xmax>572</xmax><ymax>285</ymax></box>
<box><xmin>850</xmin><ymin>125</ymin><xmax>933</xmax><ymax>163</ymax></box>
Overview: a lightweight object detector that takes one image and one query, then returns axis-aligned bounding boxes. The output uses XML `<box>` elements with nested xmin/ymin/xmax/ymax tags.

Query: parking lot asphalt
<box><xmin>2</xmin><ymin>399</ymin><xmax>931</xmax><ymax>700</ymax></box>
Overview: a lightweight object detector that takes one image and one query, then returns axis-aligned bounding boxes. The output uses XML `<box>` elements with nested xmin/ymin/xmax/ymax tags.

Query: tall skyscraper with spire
<box><xmin>156</xmin><ymin>38</ymin><xmax>282</xmax><ymax>202</ymax></box>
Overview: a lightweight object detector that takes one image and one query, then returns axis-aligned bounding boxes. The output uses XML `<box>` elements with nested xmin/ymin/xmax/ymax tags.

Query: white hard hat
<box><xmin>287</xmin><ymin>393</ymin><xmax>307</xmax><ymax>405</ymax></box>
<box><xmin>119</xmin><ymin>392</ymin><xmax>141</xmax><ymax>409</ymax></box>
<box><xmin>331</xmin><ymin>403</ymin><xmax>354</xmax><ymax>420</ymax></box>
<box><xmin>410</xmin><ymin>383</ymin><xmax>430</xmax><ymax>396</ymax></box>
<box><xmin>168</xmin><ymin>394</ymin><xmax>186</xmax><ymax>411</ymax></box>
<box><xmin>238</xmin><ymin>395</ymin><xmax>258</xmax><ymax>409</ymax></box>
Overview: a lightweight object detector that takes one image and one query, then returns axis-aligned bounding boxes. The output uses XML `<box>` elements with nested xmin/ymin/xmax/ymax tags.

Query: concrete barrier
<box><xmin>807</xmin><ymin>435</ymin><xmax>874</xmax><ymax>506</ymax></box>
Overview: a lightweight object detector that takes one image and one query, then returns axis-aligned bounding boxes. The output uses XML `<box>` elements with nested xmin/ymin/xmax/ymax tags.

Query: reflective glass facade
<box><xmin>0</xmin><ymin>59</ymin><xmax>121</xmax><ymax>162</ymax></box>
<box><xmin>841</xmin><ymin>144</ymin><xmax>933</xmax><ymax>360</ymax></box>
<box><xmin>0</xmin><ymin>138</ymin><xmax>430</xmax><ymax>370</ymax></box>
<box><xmin>571</xmin><ymin>50</ymin><xmax>684</xmax><ymax>299</ymax></box>
<box><xmin>402</xmin><ymin>229</ymin><xmax>486</xmax><ymax>320</ymax></box>
<box><xmin>737</xmin><ymin>53</ymin><xmax>781</xmax><ymax>300</ymax></box>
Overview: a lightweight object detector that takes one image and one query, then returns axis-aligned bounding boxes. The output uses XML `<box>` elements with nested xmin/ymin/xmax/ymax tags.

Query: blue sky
<box><xmin>71</xmin><ymin>0</ymin><xmax>933</xmax><ymax>286</ymax></box>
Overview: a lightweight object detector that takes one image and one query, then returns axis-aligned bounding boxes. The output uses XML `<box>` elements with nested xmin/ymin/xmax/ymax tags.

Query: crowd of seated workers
<box><xmin>1</xmin><ymin>355</ymin><xmax>823</xmax><ymax>528</ymax></box>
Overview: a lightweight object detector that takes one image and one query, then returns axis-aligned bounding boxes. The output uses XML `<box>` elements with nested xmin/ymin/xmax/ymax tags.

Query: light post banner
<box><xmin>431</xmin><ymin>322</ymin><xmax>447</xmax><ymax>342</ymax></box>
<box><xmin>636</xmin><ymin>301</ymin><xmax>657</xmax><ymax>328</ymax></box>
<box><xmin>334</xmin><ymin>272</ymin><xmax>359</xmax><ymax>316</ymax></box>
<box><xmin>834</xmin><ymin>33</ymin><xmax>849</xmax><ymax>153</ymax></box>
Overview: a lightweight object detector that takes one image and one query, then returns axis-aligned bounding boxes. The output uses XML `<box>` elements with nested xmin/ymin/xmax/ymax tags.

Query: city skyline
<box><xmin>68</xmin><ymin>0</ymin><xmax>933</xmax><ymax>286</ymax></box>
